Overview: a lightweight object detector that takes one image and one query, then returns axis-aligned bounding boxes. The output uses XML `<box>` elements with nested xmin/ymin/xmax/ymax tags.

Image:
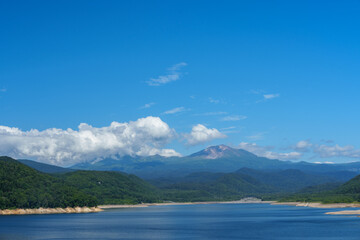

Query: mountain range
<box><xmin>3</xmin><ymin>143</ymin><xmax>360</xmax><ymax>207</ymax></box>
<box><xmin>68</xmin><ymin>145</ymin><xmax>360</xmax><ymax>181</ymax></box>
<box><xmin>0</xmin><ymin>156</ymin><xmax>160</xmax><ymax>210</ymax></box>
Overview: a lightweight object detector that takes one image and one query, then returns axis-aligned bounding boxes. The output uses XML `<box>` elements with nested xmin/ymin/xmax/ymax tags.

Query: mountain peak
<box><xmin>189</xmin><ymin>145</ymin><xmax>253</xmax><ymax>159</ymax></box>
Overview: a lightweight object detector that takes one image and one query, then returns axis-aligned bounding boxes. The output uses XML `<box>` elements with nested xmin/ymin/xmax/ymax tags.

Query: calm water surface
<box><xmin>1</xmin><ymin>203</ymin><xmax>360</xmax><ymax>240</ymax></box>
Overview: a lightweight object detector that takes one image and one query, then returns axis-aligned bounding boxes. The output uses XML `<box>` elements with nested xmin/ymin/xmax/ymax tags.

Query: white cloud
<box><xmin>314</xmin><ymin>144</ymin><xmax>360</xmax><ymax>159</ymax></box>
<box><xmin>238</xmin><ymin>142</ymin><xmax>303</xmax><ymax>161</ymax></box>
<box><xmin>185</xmin><ymin>124</ymin><xmax>227</xmax><ymax>145</ymax></box>
<box><xmin>147</xmin><ymin>62</ymin><xmax>187</xmax><ymax>86</ymax></box>
<box><xmin>263</xmin><ymin>151</ymin><xmax>303</xmax><ymax>161</ymax></box>
<box><xmin>263</xmin><ymin>93</ymin><xmax>280</xmax><ymax>100</ymax></box>
<box><xmin>163</xmin><ymin>107</ymin><xmax>186</xmax><ymax>115</ymax></box>
<box><xmin>221</xmin><ymin>115</ymin><xmax>247</xmax><ymax>121</ymax></box>
<box><xmin>0</xmin><ymin>88</ymin><xmax>6</xmax><ymax>92</ymax></box>
<box><xmin>140</xmin><ymin>102</ymin><xmax>155</xmax><ymax>109</ymax></box>
<box><xmin>294</xmin><ymin>140</ymin><xmax>313</xmax><ymax>152</ymax></box>
<box><xmin>0</xmin><ymin>117</ymin><xmax>181</xmax><ymax>166</ymax></box>
<box><xmin>292</xmin><ymin>140</ymin><xmax>360</xmax><ymax>159</ymax></box>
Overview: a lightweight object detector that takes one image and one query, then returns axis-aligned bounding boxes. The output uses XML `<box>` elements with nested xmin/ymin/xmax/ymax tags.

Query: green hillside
<box><xmin>280</xmin><ymin>174</ymin><xmax>360</xmax><ymax>203</ymax></box>
<box><xmin>335</xmin><ymin>175</ymin><xmax>360</xmax><ymax>194</ymax></box>
<box><xmin>0</xmin><ymin>156</ymin><xmax>97</xmax><ymax>209</ymax></box>
<box><xmin>2</xmin><ymin>154</ymin><xmax>359</xmax><ymax>208</ymax></box>
<box><xmin>0</xmin><ymin>156</ymin><xmax>161</xmax><ymax>209</ymax></box>
<box><xmin>236</xmin><ymin>168</ymin><xmax>338</xmax><ymax>192</ymax></box>
<box><xmin>154</xmin><ymin>171</ymin><xmax>274</xmax><ymax>202</ymax></box>
<box><xmin>59</xmin><ymin>170</ymin><xmax>161</xmax><ymax>204</ymax></box>
<box><xmin>152</xmin><ymin>168</ymin><xmax>342</xmax><ymax>202</ymax></box>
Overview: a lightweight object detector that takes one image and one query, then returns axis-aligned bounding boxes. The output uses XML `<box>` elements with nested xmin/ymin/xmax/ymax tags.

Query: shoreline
<box><xmin>271</xmin><ymin>201</ymin><xmax>360</xmax><ymax>209</ymax></box>
<box><xmin>2</xmin><ymin>201</ymin><xmax>360</xmax><ymax>216</ymax></box>
<box><xmin>271</xmin><ymin>201</ymin><xmax>360</xmax><ymax>216</ymax></box>
<box><xmin>99</xmin><ymin>200</ymin><xmax>275</xmax><ymax>209</ymax></box>
<box><xmin>100</xmin><ymin>201</ymin><xmax>360</xmax><ymax>216</ymax></box>
<box><xmin>0</xmin><ymin>206</ymin><xmax>103</xmax><ymax>215</ymax></box>
<box><xmin>100</xmin><ymin>201</ymin><xmax>360</xmax><ymax>210</ymax></box>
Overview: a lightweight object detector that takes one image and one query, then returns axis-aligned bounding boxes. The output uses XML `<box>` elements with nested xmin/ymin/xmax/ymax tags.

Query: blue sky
<box><xmin>1</xmin><ymin>1</ymin><xmax>360</xmax><ymax>165</ymax></box>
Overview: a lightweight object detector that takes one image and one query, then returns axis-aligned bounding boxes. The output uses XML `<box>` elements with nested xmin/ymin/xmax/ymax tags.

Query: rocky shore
<box><xmin>0</xmin><ymin>206</ymin><xmax>103</xmax><ymax>215</ymax></box>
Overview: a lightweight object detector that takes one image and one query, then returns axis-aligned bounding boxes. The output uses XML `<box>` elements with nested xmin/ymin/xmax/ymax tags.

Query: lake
<box><xmin>1</xmin><ymin>203</ymin><xmax>360</xmax><ymax>240</ymax></box>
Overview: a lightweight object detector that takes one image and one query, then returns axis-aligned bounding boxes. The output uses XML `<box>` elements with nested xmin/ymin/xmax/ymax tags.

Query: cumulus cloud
<box><xmin>147</xmin><ymin>62</ymin><xmax>187</xmax><ymax>86</ymax></box>
<box><xmin>0</xmin><ymin>117</ymin><xmax>181</xmax><ymax>166</ymax></box>
<box><xmin>221</xmin><ymin>115</ymin><xmax>247</xmax><ymax>121</ymax></box>
<box><xmin>163</xmin><ymin>107</ymin><xmax>187</xmax><ymax>115</ymax></box>
<box><xmin>238</xmin><ymin>142</ymin><xmax>303</xmax><ymax>161</ymax></box>
<box><xmin>184</xmin><ymin>124</ymin><xmax>226</xmax><ymax>145</ymax></box>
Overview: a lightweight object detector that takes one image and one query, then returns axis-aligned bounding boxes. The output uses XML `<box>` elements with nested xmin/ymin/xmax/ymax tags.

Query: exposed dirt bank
<box><xmin>0</xmin><ymin>207</ymin><xmax>103</xmax><ymax>215</ymax></box>
<box><xmin>325</xmin><ymin>210</ymin><xmax>360</xmax><ymax>215</ymax></box>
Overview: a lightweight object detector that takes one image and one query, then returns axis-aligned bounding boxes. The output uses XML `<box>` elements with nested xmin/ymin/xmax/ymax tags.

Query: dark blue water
<box><xmin>1</xmin><ymin>203</ymin><xmax>360</xmax><ymax>240</ymax></box>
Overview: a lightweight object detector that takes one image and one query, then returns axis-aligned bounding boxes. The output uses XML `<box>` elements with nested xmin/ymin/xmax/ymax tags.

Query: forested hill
<box><xmin>335</xmin><ymin>175</ymin><xmax>360</xmax><ymax>195</ymax></box>
<box><xmin>0</xmin><ymin>156</ymin><xmax>97</xmax><ymax>209</ymax></box>
<box><xmin>280</xmin><ymin>173</ymin><xmax>360</xmax><ymax>203</ymax></box>
<box><xmin>59</xmin><ymin>170</ymin><xmax>161</xmax><ymax>204</ymax></box>
<box><xmin>0</xmin><ymin>156</ymin><xmax>160</xmax><ymax>210</ymax></box>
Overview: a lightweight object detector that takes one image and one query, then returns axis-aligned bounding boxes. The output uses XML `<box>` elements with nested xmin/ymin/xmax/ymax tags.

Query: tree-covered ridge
<box><xmin>150</xmin><ymin>168</ymin><xmax>343</xmax><ymax>202</ymax></box>
<box><xmin>2</xmin><ymin>155</ymin><xmax>360</xmax><ymax>210</ymax></box>
<box><xmin>0</xmin><ymin>157</ymin><xmax>161</xmax><ymax>210</ymax></box>
<box><xmin>59</xmin><ymin>170</ymin><xmax>161</xmax><ymax>204</ymax></box>
<box><xmin>0</xmin><ymin>156</ymin><xmax>97</xmax><ymax>209</ymax></box>
<box><xmin>336</xmin><ymin>175</ymin><xmax>360</xmax><ymax>194</ymax></box>
<box><xmin>280</xmin><ymin>174</ymin><xmax>360</xmax><ymax>203</ymax></box>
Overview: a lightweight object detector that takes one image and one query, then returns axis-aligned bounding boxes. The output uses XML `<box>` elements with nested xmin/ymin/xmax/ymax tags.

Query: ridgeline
<box><xmin>0</xmin><ymin>156</ymin><xmax>160</xmax><ymax>210</ymax></box>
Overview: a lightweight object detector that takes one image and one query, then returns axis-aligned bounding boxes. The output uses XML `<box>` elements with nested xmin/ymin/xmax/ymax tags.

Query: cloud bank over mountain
<box><xmin>238</xmin><ymin>142</ymin><xmax>303</xmax><ymax>161</ymax></box>
<box><xmin>0</xmin><ymin>117</ymin><xmax>181</xmax><ymax>166</ymax></box>
<box><xmin>1</xmin><ymin>115</ymin><xmax>359</xmax><ymax>166</ymax></box>
<box><xmin>238</xmin><ymin>140</ymin><xmax>360</xmax><ymax>162</ymax></box>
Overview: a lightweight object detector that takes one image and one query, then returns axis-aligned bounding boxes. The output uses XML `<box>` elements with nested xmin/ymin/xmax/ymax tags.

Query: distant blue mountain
<box><xmin>71</xmin><ymin>145</ymin><xmax>360</xmax><ymax>180</ymax></box>
<box><xmin>150</xmin><ymin>167</ymin><xmax>343</xmax><ymax>194</ymax></box>
<box><xmin>18</xmin><ymin>159</ymin><xmax>75</xmax><ymax>173</ymax></box>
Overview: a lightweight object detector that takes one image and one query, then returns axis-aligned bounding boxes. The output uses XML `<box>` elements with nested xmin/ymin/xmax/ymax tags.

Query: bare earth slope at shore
<box><xmin>0</xmin><ymin>207</ymin><xmax>103</xmax><ymax>215</ymax></box>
